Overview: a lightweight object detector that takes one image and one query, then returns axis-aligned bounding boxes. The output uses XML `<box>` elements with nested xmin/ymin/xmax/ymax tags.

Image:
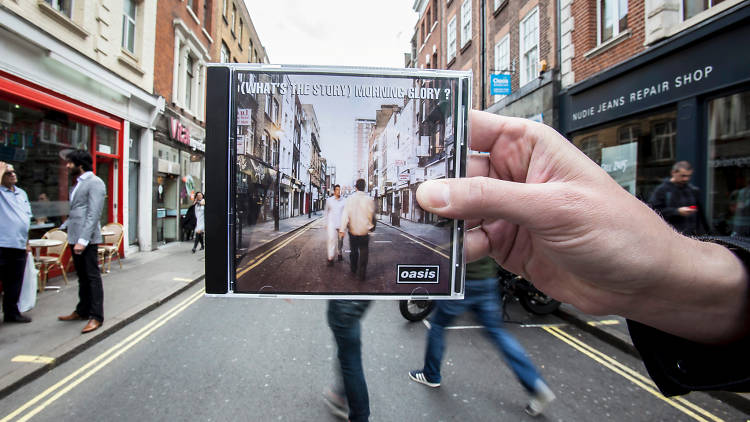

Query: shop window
<box><xmin>447</xmin><ymin>16</ymin><xmax>457</xmax><ymax>63</ymax></box>
<box><xmin>95</xmin><ymin>126</ymin><xmax>117</xmax><ymax>155</ymax></box>
<box><xmin>599</xmin><ymin>0</ymin><xmax>628</xmax><ymax>44</ymax></box>
<box><xmin>708</xmin><ymin>90</ymin><xmax>750</xmax><ymax>235</ymax></box>
<box><xmin>519</xmin><ymin>7</ymin><xmax>539</xmax><ymax>87</ymax></box>
<box><xmin>650</xmin><ymin>119</ymin><xmax>676</xmax><ymax>163</ymax></box>
<box><xmin>128</xmin><ymin>128</ymin><xmax>140</xmax><ymax>245</ymax></box>
<box><xmin>45</xmin><ymin>0</ymin><xmax>72</xmax><ymax>18</ymax></box>
<box><xmin>683</xmin><ymin>0</ymin><xmax>724</xmax><ymax>20</ymax></box>
<box><xmin>122</xmin><ymin>0</ymin><xmax>136</xmax><ymax>54</ymax></box>
<box><xmin>460</xmin><ymin>0</ymin><xmax>472</xmax><ymax>47</ymax></box>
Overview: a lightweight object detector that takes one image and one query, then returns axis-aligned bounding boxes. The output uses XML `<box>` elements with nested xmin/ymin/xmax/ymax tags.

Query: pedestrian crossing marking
<box><xmin>586</xmin><ymin>319</ymin><xmax>620</xmax><ymax>326</ymax></box>
<box><xmin>11</xmin><ymin>355</ymin><xmax>55</xmax><ymax>365</ymax></box>
<box><xmin>543</xmin><ymin>326</ymin><xmax>723</xmax><ymax>422</ymax></box>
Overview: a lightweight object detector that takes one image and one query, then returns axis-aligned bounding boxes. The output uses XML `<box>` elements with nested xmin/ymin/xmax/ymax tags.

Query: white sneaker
<box><xmin>323</xmin><ymin>389</ymin><xmax>349</xmax><ymax>419</ymax></box>
<box><xmin>524</xmin><ymin>380</ymin><xmax>556</xmax><ymax>417</ymax></box>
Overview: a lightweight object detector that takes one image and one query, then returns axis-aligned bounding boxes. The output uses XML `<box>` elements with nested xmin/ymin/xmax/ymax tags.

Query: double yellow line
<box><xmin>543</xmin><ymin>326</ymin><xmax>724</xmax><ymax>422</ymax></box>
<box><xmin>2</xmin><ymin>288</ymin><xmax>205</xmax><ymax>422</ymax></box>
<box><xmin>236</xmin><ymin>224</ymin><xmax>315</xmax><ymax>278</ymax></box>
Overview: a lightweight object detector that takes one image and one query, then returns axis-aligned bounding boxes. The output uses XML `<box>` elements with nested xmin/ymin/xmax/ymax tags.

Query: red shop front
<box><xmin>0</xmin><ymin>72</ymin><xmax>125</xmax><ymax>277</ymax></box>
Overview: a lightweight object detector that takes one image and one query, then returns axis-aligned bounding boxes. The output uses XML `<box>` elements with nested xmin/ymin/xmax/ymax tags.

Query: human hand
<box><xmin>73</xmin><ymin>243</ymin><xmax>85</xmax><ymax>254</ymax></box>
<box><xmin>416</xmin><ymin>110</ymin><xmax>748</xmax><ymax>343</ymax></box>
<box><xmin>678</xmin><ymin>206</ymin><xmax>698</xmax><ymax>216</ymax></box>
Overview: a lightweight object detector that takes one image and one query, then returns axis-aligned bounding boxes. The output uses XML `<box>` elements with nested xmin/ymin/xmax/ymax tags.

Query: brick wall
<box><xmin>570</xmin><ymin>0</ymin><xmax>646</xmax><ymax>83</ymax></box>
<box><xmin>153</xmin><ymin>0</ymin><xmax>211</xmax><ymax>101</ymax></box>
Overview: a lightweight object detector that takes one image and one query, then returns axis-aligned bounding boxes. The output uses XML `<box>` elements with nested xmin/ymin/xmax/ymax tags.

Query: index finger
<box><xmin>469</xmin><ymin>110</ymin><xmax>530</xmax><ymax>152</ymax></box>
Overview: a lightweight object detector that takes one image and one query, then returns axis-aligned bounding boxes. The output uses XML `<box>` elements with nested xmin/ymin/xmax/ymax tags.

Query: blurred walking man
<box><xmin>409</xmin><ymin>257</ymin><xmax>556</xmax><ymax>417</ymax></box>
<box><xmin>58</xmin><ymin>150</ymin><xmax>106</xmax><ymax>334</ymax></box>
<box><xmin>324</xmin><ymin>185</ymin><xmax>346</xmax><ymax>266</ymax></box>
<box><xmin>339</xmin><ymin>179</ymin><xmax>375</xmax><ymax>281</ymax></box>
<box><xmin>648</xmin><ymin>161</ymin><xmax>709</xmax><ymax>235</ymax></box>
<box><xmin>0</xmin><ymin>162</ymin><xmax>33</xmax><ymax>323</ymax></box>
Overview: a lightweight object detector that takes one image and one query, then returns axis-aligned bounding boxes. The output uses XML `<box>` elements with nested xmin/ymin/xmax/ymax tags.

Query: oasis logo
<box><xmin>397</xmin><ymin>265</ymin><xmax>439</xmax><ymax>284</ymax></box>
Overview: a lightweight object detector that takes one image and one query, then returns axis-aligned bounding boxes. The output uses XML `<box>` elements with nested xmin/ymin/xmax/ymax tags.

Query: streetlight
<box><xmin>308</xmin><ymin>167</ymin><xmax>314</xmax><ymax>218</ymax></box>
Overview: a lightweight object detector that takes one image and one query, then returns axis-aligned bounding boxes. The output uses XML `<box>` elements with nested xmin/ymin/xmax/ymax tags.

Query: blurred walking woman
<box><xmin>192</xmin><ymin>192</ymin><xmax>205</xmax><ymax>253</ymax></box>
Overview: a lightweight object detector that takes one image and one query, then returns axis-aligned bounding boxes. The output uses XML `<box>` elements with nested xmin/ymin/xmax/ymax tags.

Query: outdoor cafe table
<box><xmin>28</xmin><ymin>238</ymin><xmax>64</xmax><ymax>291</ymax></box>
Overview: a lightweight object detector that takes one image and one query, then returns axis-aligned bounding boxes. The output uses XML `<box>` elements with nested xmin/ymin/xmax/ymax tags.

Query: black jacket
<box><xmin>628</xmin><ymin>236</ymin><xmax>750</xmax><ymax>396</ymax></box>
<box><xmin>182</xmin><ymin>204</ymin><xmax>197</xmax><ymax>230</ymax></box>
<box><xmin>648</xmin><ymin>179</ymin><xmax>710</xmax><ymax>235</ymax></box>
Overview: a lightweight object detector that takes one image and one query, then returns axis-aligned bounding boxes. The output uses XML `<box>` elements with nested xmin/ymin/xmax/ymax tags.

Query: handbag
<box><xmin>18</xmin><ymin>252</ymin><xmax>38</xmax><ymax>312</ymax></box>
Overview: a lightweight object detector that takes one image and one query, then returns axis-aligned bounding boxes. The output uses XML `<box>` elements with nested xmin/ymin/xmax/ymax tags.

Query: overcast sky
<box><xmin>243</xmin><ymin>0</ymin><xmax>418</xmax><ymax>185</ymax></box>
<box><xmin>243</xmin><ymin>0</ymin><xmax>418</xmax><ymax>68</ymax></box>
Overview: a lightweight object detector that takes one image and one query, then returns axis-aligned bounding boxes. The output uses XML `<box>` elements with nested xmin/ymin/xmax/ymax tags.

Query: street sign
<box><xmin>490</xmin><ymin>74</ymin><xmax>511</xmax><ymax>95</ymax></box>
<box><xmin>237</xmin><ymin>108</ymin><xmax>252</xmax><ymax>125</ymax></box>
<box><xmin>399</xmin><ymin>173</ymin><xmax>409</xmax><ymax>181</ymax></box>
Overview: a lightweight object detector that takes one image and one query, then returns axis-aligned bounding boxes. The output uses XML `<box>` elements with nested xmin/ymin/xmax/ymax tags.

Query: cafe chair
<box><xmin>37</xmin><ymin>229</ymin><xmax>69</xmax><ymax>290</ymax></box>
<box><xmin>98</xmin><ymin>222</ymin><xmax>124</xmax><ymax>273</ymax></box>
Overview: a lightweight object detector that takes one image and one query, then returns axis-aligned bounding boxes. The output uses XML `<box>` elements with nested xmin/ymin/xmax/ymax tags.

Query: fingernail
<box><xmin>419</xmin><ymin>181</ymin><xmax>450</xmax><ymax>209</ymax></box>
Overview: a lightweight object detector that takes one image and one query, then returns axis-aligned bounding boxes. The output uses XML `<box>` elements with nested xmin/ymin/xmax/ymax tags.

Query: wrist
<box><xmin>629</xmin><ymin>234</ymin><xmax>749</xmax><ymax>343</ymax></box>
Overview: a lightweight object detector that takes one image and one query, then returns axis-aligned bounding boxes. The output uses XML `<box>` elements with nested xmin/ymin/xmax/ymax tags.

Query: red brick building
<box><xmin>559</xmin><ymin>0</ymin><xmax>750</xmax><ymax>236</ymax></box>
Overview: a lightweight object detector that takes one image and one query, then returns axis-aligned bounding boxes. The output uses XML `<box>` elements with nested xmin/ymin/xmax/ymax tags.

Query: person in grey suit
<box><xmin>58</xmin><ymin>150</ymin><xmax>106</xmax><ymax>334</ymax></box>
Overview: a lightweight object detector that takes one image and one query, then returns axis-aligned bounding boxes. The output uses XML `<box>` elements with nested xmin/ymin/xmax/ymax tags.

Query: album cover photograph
<box><xmin>206</xmin><ymin>65</ymin><xmax>469</xmax><ymax>298</ymax></box>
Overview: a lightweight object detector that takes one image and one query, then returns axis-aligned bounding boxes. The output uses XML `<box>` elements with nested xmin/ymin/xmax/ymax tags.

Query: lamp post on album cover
<box><xmin>206</xmin><ymin>65</ymin><xmax>469</xmax><ymax>299</ymax></box>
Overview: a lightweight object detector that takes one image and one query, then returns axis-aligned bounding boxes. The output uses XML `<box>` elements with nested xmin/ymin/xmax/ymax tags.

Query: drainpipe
<box><xmin>480</xmin><ymin>0</ymin><xmax>486</xmax><ymax>110</ymax></box>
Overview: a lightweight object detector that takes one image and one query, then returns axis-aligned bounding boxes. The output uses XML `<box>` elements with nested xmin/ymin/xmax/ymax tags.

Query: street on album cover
<box><xmin>205</xmin><ymin>64</ymin><xmax>470</xmax><ymax>299</ymax></box>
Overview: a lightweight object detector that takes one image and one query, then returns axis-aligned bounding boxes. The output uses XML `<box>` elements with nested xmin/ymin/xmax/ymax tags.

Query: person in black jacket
<box><xmin>648</xmin><ymin>161</ymin><xmax>710</xmax><ymax>235</ymax></box>
<box><xmin>415</xmin><ymin>110</ymin><xmax>749</xmax><ymax>396</ymax></box>
<box><xmin>181</xmin><ymin>202</ymin><xmax>197</xmax><ymax>241</ymax></box>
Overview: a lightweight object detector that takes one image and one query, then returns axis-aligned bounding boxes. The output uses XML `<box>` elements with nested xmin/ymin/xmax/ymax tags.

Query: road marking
<box><xmin>1</xmin><ymin>288</ymin><xmax>204</xmax><ymax>422</ymax></box>
<box><xmin>236</xmin><ymin>224</ymin><xmax>315</xmax><ymax>278</ymax></box>
<box><xmin>11</xmin><ymin>356</ymin><xmax>55</xmax><ymax>365</ymax></box>
<box><xmin>543</xmin><ymin>326</ymin><xmax>723</xmax><ymax>422</ymax></box>
<box><xmin>587</xmin><ymin>319</ymin><xmax>621</xmax><ymax>326</ymax></box>
<box><xmin>397</xmin><ymin>233</ymin><xmax>449</xmax><ymax>259</ymax></box>
<box><xmin>519</xmin><ymin>323</ymin><xmax>567</xmax><ymax>328</ymax></box>
<box><xmin>374</xmin><ymin>240</ymin><xmax>392</xmax><ymax>243</ymax></box>
<box><xmin>172</xmin><ymin>277</ymin><xmax>193</xmax><ymax>282</ymax></box>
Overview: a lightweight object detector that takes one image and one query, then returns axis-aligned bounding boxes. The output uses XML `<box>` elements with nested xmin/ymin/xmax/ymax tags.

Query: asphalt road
<box><xmin>235</xmin><ymin>219</ymin><xmax>454</xmax><ymax>296</ymax></box>
<box><xmin>0</xmin><ymin>283</ymin><xmax>745</xmax><ymax>422</ymax></box>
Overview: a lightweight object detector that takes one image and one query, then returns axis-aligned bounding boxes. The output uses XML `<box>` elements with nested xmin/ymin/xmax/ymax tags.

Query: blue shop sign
<box><xmin>490</xmin><ymin>74</ymin><xmax>511</xmax><ymax>95</ymax></box>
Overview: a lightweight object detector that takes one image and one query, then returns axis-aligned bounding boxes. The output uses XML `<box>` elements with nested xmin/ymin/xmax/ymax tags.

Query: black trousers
<box><xmin>71</xmin><ymin>244</ymin><xmax>104</xmax><ymax>322</ymax></box>
<box><xmin>0</xmin><ymin>247</ymin><xmax>27</xmax><ymax>318</ymax></box>
<box><xmin>349</xmin><ymin>235</ymin><xmax>370</xmax><ymax>280</ymax></box>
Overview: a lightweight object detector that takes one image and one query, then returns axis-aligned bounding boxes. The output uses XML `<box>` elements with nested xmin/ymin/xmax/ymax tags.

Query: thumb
<box><xmin>416</xmin><ymin>177</ymin><xmax>547</xmax><ymax>226</ymax></box>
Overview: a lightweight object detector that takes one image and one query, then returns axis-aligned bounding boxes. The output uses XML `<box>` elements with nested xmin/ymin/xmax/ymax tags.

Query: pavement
<box><xmin>0</xmin><ymin>213</ymin><xmax>321</xmax><ymax>399</ymax></box>
<box><xmin>1</xmin><ymin>212</ymin><xmax>747</xmax><ymax>412</ymax></box>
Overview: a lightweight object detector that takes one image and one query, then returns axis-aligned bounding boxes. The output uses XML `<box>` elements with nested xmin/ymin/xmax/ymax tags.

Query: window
<box><xmin>493</xmin><ymin>35</ymin><xmax>510</xmax><ymax>101</ymax></box>
<box><xmin>651</xmin><ymin>119</ymin><xmax>676</xmax><ymax>162</ymax></box>
<box><xmin>185</xmin><ymin>55</ymin><xmax>194</xmax><ymax>110</ymax></box>
<box><xmin>46</xmin><ymin>0</ymin><xmax>72</xmax><ymax>18</ymax></box>
<box><xmin>580</xmin><ymin>136</ymin><xmax>602</xmax><ymax>164</ymax></box>
<box><xmin>494</xmin><ymin>0</ymin><xmax>504</xmax><ymax>10</ymax></box>
<box><xmin>231</xmin><ymin>4</ymin><xmax>236</xmax><ymax>35</ymax></box>
<box><xmin>239</xmin><ymin>19</ymin><xmax>243</xmax><ymax>43</ymax></box>
<box><xmin>447</xmin><ymin>15</ymin><xmax>457</xmax><ymax>62</ymax></box>
<box><xmin>203</xmin><ymin>0</ymin><xmax>210</xmax><ymax>28</ymax></box>
<box><xmin>273</xmin><ymin>139</ymin><xmax>280</xmax><ymax>166</ymax></box>
<box><xmin>262</xmin><ymin>131</ymin><xmax>270</xmax><ymax>162</ymax></box>
<box><xmin>683</xmin><ymin>0</ymin><xmax>724</xmax><ymax>20</ymax></box>
<box><xmin>599</xmin><ymin>0</ymin><xmax>628</xmax><ymax>44</ymax></box>
<box><xmin>460</xmin><ymin>0</ymin><xmax>472</xmax><ymax>47</ymax></box>
<box><xmin>222</xmin><ymin>0</ymin><xmax>227</xmax><ymax>17</ymax></box>
<box><xmin>187</xmin><ymin>0</ymin><xmax>193</xmax><ymax>11</ymax></box>
<box><xmin>618</xmin><ymin>124</ymin><xmax>640</xmax><ymax>144</ymax></box>
<box><xmin>272</xmin><ymin>99</ymin><xmax>280</xmax><ymax>124</ymax></box>
<box><xmin>122</xmin><ymin>0</ymin><xmax>136</xmax><ymax>53</ymax></box>
<box><xmin>248</xmin><ymin>40</ymin><xmax>254</xmax><ymax>62</ymax></box>
<box><xmin>433</xmin><ymin>0</ymin><xmax>438</xmax><ymax>22</ymax></box>
<box><xmin>519</xmin><ymin>7</ymin><xmax>539</xmax><ymax>87</ymax></box>
<box><xmin>221</xmin><ymin>42</ymin><xmax>230</xmax><ymax>63</ymax></box>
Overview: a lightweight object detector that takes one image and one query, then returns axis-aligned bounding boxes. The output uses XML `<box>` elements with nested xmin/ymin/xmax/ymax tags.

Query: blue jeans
<box><xmin>327</xmin><ymin>300</ymin><xmax>372</xmax><ymax>422</ymax></box>
<box><xmin>422</xmin><ymin>277</ymin><xmax>543</xmax><ymax>393</ymax></box>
